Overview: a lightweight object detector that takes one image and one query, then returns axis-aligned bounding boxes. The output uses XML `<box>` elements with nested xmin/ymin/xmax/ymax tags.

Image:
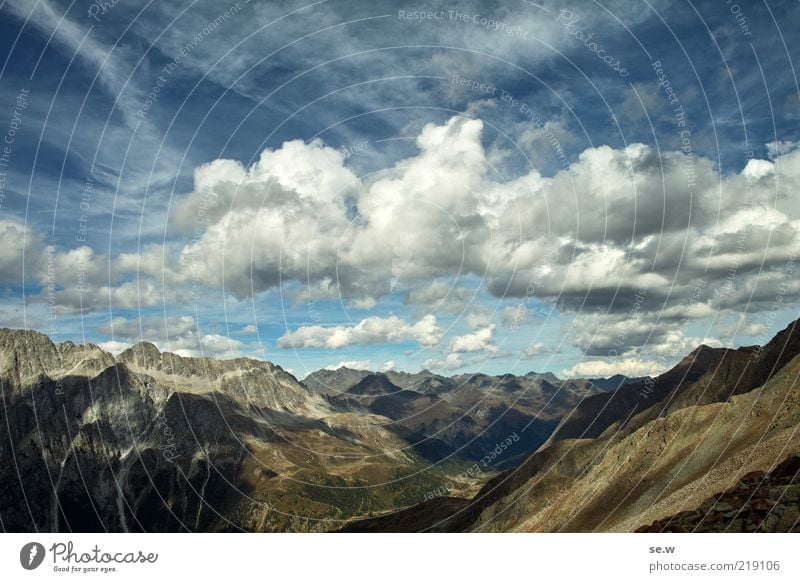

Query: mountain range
<box><xmin>0</xmin><ymin>328</ymin><xmax>615</xmax><ymax>532</ymax></box>
<box><xmin>1</xmin><ymin>319</ymin><xmax>798</xmax><ymax>532</ymax></box>
<box><xmin>344</xmin><ymin>318</ymin><xmax>800</xmax><ymax>532</ymax></box>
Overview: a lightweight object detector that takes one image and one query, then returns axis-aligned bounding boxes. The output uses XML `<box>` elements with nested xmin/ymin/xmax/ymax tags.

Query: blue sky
<box><xmin>0</xmin><ymin>0</ymin><xmax>799</xmax><ymax>379</ymax></box>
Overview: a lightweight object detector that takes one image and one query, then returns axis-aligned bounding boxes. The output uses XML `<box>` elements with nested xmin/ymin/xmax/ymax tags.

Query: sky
<box><xmin>0</xmin><ymin>0</ymin><xmax>798</xmax><ymax>379</ymax></box>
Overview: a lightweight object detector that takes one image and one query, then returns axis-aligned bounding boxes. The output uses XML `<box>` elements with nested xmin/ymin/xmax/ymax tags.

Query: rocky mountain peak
<box><xmin>0</xmin><ymin>327</ymin><xmax>58</xmax><ymax>358</ymax></box>
<box><xmin>118</xmin><ymin>341</ymin><xmax>162</xmax><ymax>368</ymax></box>
<box><xmin>348</xmin><ymin>373</ymin><xmax>401</xmax><ymax>396</ymax></box>
<box><xmin>0</xmin><ymin>327</ymin><xmax>118</xmax><ymax>390</ymax></box>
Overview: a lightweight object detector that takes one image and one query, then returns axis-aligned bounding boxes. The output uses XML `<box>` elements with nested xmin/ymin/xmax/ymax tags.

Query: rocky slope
<box><xmin>340</xmin><ymin>319</ymin><xmax>800</xmax><ymax>533</ymax></box>
<box><xmin>465</xmin><ymin>351</ymin><xmax>800</xmax><ymax>532</ymax></box>
<box><xmin>636</xmin><ymin>454</ymin><xmax>800</xmax><ymax>532</ymax></box>
<box><xmin>548</xmin><ymin>319</ymin><xmax>799</xmax><ymax>443</ymax></box>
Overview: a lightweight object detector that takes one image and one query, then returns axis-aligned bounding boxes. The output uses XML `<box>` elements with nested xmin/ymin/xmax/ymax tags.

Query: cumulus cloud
<box><xmin>521</xmin><ymin>341</ymin><xmax>548</xmax><ymax>359</ymax></box>
<box><xmin>99</xmin><ymin>315</ymin><xmax>196</xmax><ymax>339</ymax></box>
<box><xmin>572</xmin><ymin>313</ymin><xmax>671</xmax><ymax>357</ymax></box>
<box><xmin>96</xmin><ymin>340</ymin><xmax>132</xmax><ymax>355</ymax></box>
<box><xmin>115</xmin><ymin>244</ymin><xmax>189</xmax><ymax>286</ymax></box>
<box><xmin>13</xmin><ymin>114</ymin><xmax>800</xmax><ymax>365</ymax></box>
<box><xmin>570</xmin><ymin>306</ymin><xmax>725</xmax><ymax>365</ymax></box>
<box><xmin>98</xmin><ymin>315</ymin><xmax>246</xmax><ymax>358</ymax></box>
<box><xmin>167</xmin><ymin>116</ymin><xmax>495</xmax><ymax>303</ymax></box>
<box><xmin>169</xmin><ymin>116</ymin><xmax>799</xmax><ymax>312</ymax></box>
<box><xmin>448</xmin><ymin>324</ymin><xmax>497</xmax><ymax>353</ymax></box>
<box><xmin>0</xmin><ymin>219</ymin><xmax>42</xmax><ymax>283</ymax></box>
<box><xmin>423</xmin><ymin>353</ymin><xmax>465</xmax><ymax>373</ymax></box>
<box><xmin>277</xmin><ymin>314</ymin><xmax>443</xmax><ymax>349</ymax></box>
<box><xmin>766</xmin><ymin>140</ymin><xmax>798</xmax><ymax>159</ymax></box>
<box><xmin>0</xmin><ymin>218</ymin><xmax>166</xmax><ymax>315</ymax></box>
<box><xmin>560</xmin><ymin>358</ymin><xmax>668</xmax><ymax>379</ymax></box>
<box><xmin>742</xmin><ymin>158</ymin><xmax>775</xmax><ymax>180</ymax></box>
<box><xmin>404</xmin><ymin>281</ymin><xmax>475</xmax><ymax>314</ymax></box>
<box><xmin>714</xmin><ymin>315</ymin><xmax>770</xmax><ymax>343</ymax></box>
<box><xmin>141</xmin><ymin>116</ymin><xmax>799</xmax><ymax>361</ymax></box>
<box><xmin>501</xmin><ymin>305</ymin><xmax>528</xmax><ymax>327</ymax></box>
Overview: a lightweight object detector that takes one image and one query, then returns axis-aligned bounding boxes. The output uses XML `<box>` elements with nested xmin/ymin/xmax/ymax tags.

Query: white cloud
<box><xmin>560</xmin><ymin>358</ymin><xmax>668</xmax><ymax>379</ymax></box>
<box><xmin>742</xmin><ymin>158</ymin><xmax>775</xmax><ymax>180</ymax></box>
<box><xmin>740</xmin><ymin>323</ymin><xmax>769</xmax><ymax>337</ymax></box>
<box><xmin>0</xmin><ymin>219</ymin><xmax>40</xmax><ymax>283</ymax></box>
<box><xmin>423</xmin><ymin>353</ymin><xmax>465</xmax><ymax>373</ymax></box>
<box><xmin>522</xmin><ymin>342</ymin><xmax>548</xmax><ymax>359</ymax></box>
<box><xmin>404</xmin><ymin>281</ymin><xmax>475</xmax><ymax>315</ymax></box>
<box><xmin>465</xmin><ymin>310</ymin><xmax>492</xmax><ymax>330</ymax></box>
<box><xmin>277</xmin><ymin>314</ymin><xmax>443</xmax><ymax>349</ymax></box>
<box><xmin>11</xmin><ymin>112</ymin><xmax>800</xmax><ymax>366</ymax></box>
<box><xmin>98</xmin><ymin>315</ymin><xmax>246</xmax><ymax>359</ymax></box>
<box><xmin>714</xmin><ymin>316</ymin><xmax>770</xmax><ymax>342</ymax></box>
<box><xmin>501</xmin><ymin>305</ymin><xmax>528</xmax><ymax>327</ymax></box>
<box><xmin>97</xmin><ymin>340</ymin><xmax>131</xmax><ymax>355</ymax></box>
<box><xmin>349</xmin><ymin>297</ymin><xmax>379</xmax><ymax>310</ymax></box>
<box><xmin>448</xmin><ymin>325</ymin><xmax>497</xmax><ymax>353</ymax></box>
<box><xmin>766</xmin><ymin>140</ymin><xmax>798</xmax><ymax>159</ymax></box>
<box><xmin>167</xmin><ymin>117</ymin><xmax>800</xmax><ymax>325</ymax></box>
<box><xmin>184</xmin><ymin>334</ymin><xmax>246</xmax><ymax>359</ymax></box>
<box><xmin>0</xmin><ymin>219</ymin><xmax>166</xmax><ymax>314</ymax></box>
<box><xmin>169</xmin><ymin>116</ymin><xmax>496</xmax><ymax>302</ymax></box>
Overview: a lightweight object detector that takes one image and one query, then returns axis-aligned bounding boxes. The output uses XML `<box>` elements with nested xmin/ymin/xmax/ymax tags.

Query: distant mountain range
<box><xmin>1</xmin><ymin>320</ymin><xmax>798</xmax><ymax>533</ymax></box>
<box><xmin>0</xmin><ymin>328</ymin><xmax>624</xmax><ymax>532</ymax></box>
<box><xmin>344</xmin><ymin>318</ymin><xmax>800</xmax><ymax>532</ymax></box>
<box><xmin>305</xmin><ymin>366</ymin><xmax>639</xmax><ymax>466</ymax></box>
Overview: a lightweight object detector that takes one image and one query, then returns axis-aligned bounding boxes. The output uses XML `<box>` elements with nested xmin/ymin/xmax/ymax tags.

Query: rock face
<box><xmin>339</xmin><ymin>319</ymin><xmax>800</xmax><ymax>533</ymax></box>
<box><xmin>300</xmin><ymin>367</ymin><xmax>372</xmax><ymax>396</ymax></box>
<box><xmin>637</xmin><ymin>454</ymin><xmax>800</xmax><ymax>532</ymax></box>
<box><xmin>118</xmin><ymin>341</ymin><xmax>325</xmax><ymax>416</ymax></box>
<box><xmin>0</xmin><ymin>328</ymin><xmax>115</xmax><ymax>395</ymax></box>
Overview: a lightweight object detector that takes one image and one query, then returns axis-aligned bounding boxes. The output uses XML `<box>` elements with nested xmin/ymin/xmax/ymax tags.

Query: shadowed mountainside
<box><xmin>340</xmin><ymin>319</ymin><xmax>800</xmax><ymax>533</ymax></box>
<box><xmin>307</xmin><ymin>368</ymin><xmax>626</xmax><ymax>466</ymax></box>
